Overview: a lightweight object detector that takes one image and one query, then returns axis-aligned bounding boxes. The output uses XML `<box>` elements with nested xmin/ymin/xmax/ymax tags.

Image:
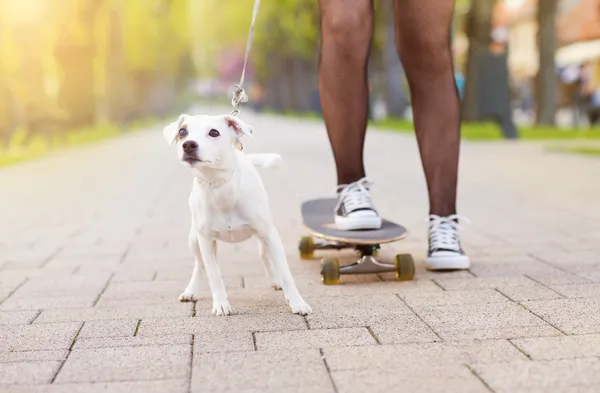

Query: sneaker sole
<box><xmin>335</xmin><ymin>216</ymin><xmax>382</xmax><ymax>231</ymax></box>
<box><xmin>426</xmin><ymin>255</ymin><xmax>470</xmax><ymax>271</ymax></box>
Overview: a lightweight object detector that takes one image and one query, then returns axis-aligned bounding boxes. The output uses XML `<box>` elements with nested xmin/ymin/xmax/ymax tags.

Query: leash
<box><xmin>230</xmin><ymin>0</ymin><xmax>261</xmax><ymax>117</ymax></box>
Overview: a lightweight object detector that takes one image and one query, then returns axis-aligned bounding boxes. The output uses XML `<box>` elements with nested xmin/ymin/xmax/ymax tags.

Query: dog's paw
<box><xmin>179</xmin><ymin>291</ymin><xmax>201</xmax><ymax>302</ymax></box>
<box><xmin>271</xmin><ymin>281</ymin><xmax>283</xmax><ymax>291</ymax></box>
<box><xmin>289</xmin><ymin>299</ymin><xmax>312</xmax><ymax>316</ymax></box>
<box><xmin>212</xmin><ymin>300</ymin><xmax>233</xmax><ymax>316</ymax></box>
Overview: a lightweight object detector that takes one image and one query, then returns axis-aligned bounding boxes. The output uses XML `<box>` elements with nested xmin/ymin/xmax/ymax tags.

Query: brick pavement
<box><xmin>1</xmin><ymin>104</ymin><xmax>600</xmax><ymax>392</ymax></box>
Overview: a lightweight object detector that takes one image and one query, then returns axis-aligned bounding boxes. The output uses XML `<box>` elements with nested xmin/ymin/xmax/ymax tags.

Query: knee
<box><xmin>396</xmin><ymin>32</ymin><xmax>452</xmax><ymax>74</ymax></box>
<box><xmin>321</xmin><ymin>7</ymin><xmax>373</xmax><ymax>61</ymax></box>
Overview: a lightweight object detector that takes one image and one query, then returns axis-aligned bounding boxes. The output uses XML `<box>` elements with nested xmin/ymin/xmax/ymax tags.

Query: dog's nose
<box><xmin>182</xmin><ymin>141</ymin><xmax>198</xmax><ymax>153</ymax></box>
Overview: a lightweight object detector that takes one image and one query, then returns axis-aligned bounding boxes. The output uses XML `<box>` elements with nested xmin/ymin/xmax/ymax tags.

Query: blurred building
<box><xmin>498</xmin><ymin>0</ymin><xmax>600</xmax><ymax>79</ymax></box>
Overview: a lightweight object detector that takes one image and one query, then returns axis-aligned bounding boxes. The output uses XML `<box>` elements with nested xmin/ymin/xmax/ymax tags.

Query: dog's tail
<box><xmin>246</xmin><ymin>153</ymin><xmax>283</xmax><ymax>168</ymax></box>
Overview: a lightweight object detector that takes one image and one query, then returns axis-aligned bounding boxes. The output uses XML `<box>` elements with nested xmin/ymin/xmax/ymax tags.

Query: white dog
<box><xmin>162</xmin><ymin>113</ymin><xmax>312</xmax><ymax>316</ymax></box>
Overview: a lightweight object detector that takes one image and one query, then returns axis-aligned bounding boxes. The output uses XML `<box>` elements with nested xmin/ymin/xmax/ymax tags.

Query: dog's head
<box><xmin>163</xmin><ymin>114</ymin><xmax>253</xmax><ymax>168</ymax></box>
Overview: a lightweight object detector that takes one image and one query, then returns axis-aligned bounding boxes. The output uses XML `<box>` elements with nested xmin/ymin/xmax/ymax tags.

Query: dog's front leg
<box><xmin>260</xmin><ymin>226</ymin><xmax>312</xmax><ymax>315</ymax></box>
<box><xmin>179</xmin><ymin>228</ymin><xmax>205</xmax><ymax>302</ymax></box>
<box><xmin>197</xmin><ymin>235</ymin><xmax>232</xmax><ymax>316</ymax></box>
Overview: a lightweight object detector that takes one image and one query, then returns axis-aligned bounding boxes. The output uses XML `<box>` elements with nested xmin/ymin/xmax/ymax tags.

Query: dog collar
<box><xmin>197</xmin><ymin>168</ymin><xmax>235</xmax><ymax>189</ymax></box>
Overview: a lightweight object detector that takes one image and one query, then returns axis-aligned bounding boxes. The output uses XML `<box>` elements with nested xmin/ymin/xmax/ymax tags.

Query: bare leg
<box><xmin>318</xmin><ymin>0</ymin><xmax>374</xmax><ymax>185</ymax></box>
<box><xmin>393</xmin><ymin>0</ymin><xmax>460</xmax><ymax>217</ymax></box>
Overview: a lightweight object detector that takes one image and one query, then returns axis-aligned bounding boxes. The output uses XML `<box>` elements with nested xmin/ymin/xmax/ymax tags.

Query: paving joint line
<box><xmin>91</xmin><ymin>273</ymin><xmax>115</xmax><ymax>307</ymax></box>
<box><xmin>39</xmin><ymin>247</ymin><xmax>63</xmax><ymax>268</ymax></box>
<box><xmin>523</xmin><ymin>274</ymin><xmax>568</xmax><ymax>299</ymax></box>
<box><xmin>431</xmin><ymin>279</ymin><xmax>447</xmax><ymax>291</ymax></box>
<box><xmin>50</xmin><ymin>321</ymin><xmax>85</xmax><ymax>384</ymax></box>
<box><xmin>465</xmin><ymin>364</ymin><xmax>496</xmax><ymax>393</ymax></box>
<box><xmin>527</xmin><ymin>252</ymin><xmax>594</xmax><ymax>282</ymax></box>
<box><xmin>29</xmin><ymin>310</ymin><xmax>42</xmax><ymax>324</ymax></box>
<box><xmin>396</xmin><ymin>294</ymin><xmax>443</xmax><ymax>341</ymax></box>
<box><xmin>0</xmin><ymin>278</ymin><xmax>29</xmax><ymax>307</ymax></box>
<box><xmin>188</xmin><ymin>334</ymin><xmax>195</xmax><ymax>393</ymax></box>
<box><xmin>302</xmin><ymin>315</ymin><xmax>311</xmax><ymax>330</ymax></box>
<box><xmin>507</xmin><ymin>339</ymin><xmax>533</xmax><ymax>360</ymax></box>
<box><xmin>319</xmin><ymin>348</ymin><xmax>339</xmax><ymax>393</ymax></box>
<box><xmin>517</xmin><ymin>301</ymin><xmax>569</xmax><ymax>336</ymax></box>
<box><xmin>133</xmin><ymin>319</ymin><xmax>142</xmax><ymax>336</ymax></box>
<box><xmin>251</xmin><ymin>332</ymin><xmax>258</xmax><ymax>351</ymax></box>
<box><xmin>366</xmin><ymin>326</ymin><xmax>381</xmax><ymax>344</ymax></box>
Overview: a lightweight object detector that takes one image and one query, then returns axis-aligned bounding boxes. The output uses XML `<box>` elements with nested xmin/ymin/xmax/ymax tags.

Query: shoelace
<box><xmin>335</xmin><ymin>177</ymin><xmax>375</xmax><ymax>213</ymax></box>
<box><xmin>428</xmin><ymin>214</ymin><xmax>470</xmax><ymax>251</ymax></box>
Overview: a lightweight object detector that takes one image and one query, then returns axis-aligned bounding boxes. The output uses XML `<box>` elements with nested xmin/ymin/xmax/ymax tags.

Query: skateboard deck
<box><xmin>301</xmin><ymin>198</ymin><xmax>407</xmax><ymax>245</ymax></box>
<box><xmin>298</xmin><ymin>198</ymin><xmax>415</xmax><ymax>285</ymax></box>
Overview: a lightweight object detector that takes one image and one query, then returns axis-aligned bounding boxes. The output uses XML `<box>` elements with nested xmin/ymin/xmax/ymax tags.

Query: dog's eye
<box><xmin>178</xmin><ymin>128</ymin><xmax>188</xmax><ymax>138</ymax></box>
<box><xmin>208</xmin><ymin>129</ymin><xmax>220</xmax><ymax>138</ymax></box>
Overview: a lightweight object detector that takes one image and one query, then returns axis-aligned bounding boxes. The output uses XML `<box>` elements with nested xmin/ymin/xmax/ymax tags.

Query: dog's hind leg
<box><xmin>179</xmin><ymin>228</ymin><xmax>205</xmax><ymax>302</ymax></box>
<box><xmin>260</xmin><ymin>226</ymin><xmax>312</xmax><ymax>315</ymax></box>
<box><xmin>197</xmin><ymin>235</ymin><xmax>232</xmax><ymax>316</ymax></box>
<box><xmin>258</xmin><ymin>239</ymin><xmax>282</xmax><ymax>290</ymax></box>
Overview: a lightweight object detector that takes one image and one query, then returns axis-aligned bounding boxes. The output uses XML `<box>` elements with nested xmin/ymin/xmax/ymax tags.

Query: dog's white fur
<box><xmin>163</xmin><ymin>113</ymin><xmax>312</xmax><ymax>316</ymax></box>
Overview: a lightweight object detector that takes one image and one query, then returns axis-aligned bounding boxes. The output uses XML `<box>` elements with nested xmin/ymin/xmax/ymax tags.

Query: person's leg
<box><xmin>318</xmin><ymin>0</ymin><xmax>381</xmax><ymax>230</ymax></box>
<box><xmin>393</xmin><ymin>0</ymin><xmax>469</xmax><ymax>269</ymax></box>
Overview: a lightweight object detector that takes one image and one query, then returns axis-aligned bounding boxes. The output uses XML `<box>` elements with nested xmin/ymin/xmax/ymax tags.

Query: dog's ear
<box><xmin>163</xmin><ymin>114</ymin><xmax>188</xmax><ymax>145</ymax></box>
<box><xmin>223</xmin><ymin>115</ymin><xmax>254</xmax><ymax>139</ymax></box>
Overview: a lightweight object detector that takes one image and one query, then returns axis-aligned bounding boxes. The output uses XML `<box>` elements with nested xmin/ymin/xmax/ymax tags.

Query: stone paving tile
<box><xmin>194</xmin><ymin>331</ymin><xmax>255</xmax><ymax>353</ymax></box>
<box><xmin>331</xmin><ymin>366</ymin><xmax>491</xmax><ymax>393</ymax></box>
<box><xmin>44</xmin><ymin>255</ymin><xmax>122</xmax><ymax>269</ymax></box>
<box><xmin>35</xmin><ymin>304</ymin><xmax>193</xmax><ymax>323</ymax></box>
<box><xmin>0</xmin><ymin>361</ymin><xmax>62</xmax><ymax>385</ymax></box>
<box><xmin>0</xmin><ymin>322</ymin><xmax>81</xmax><ymax>351</ymax></box>
<box><xmin>0</xmin><ymin>310</ymin><xmax>39</xmax><ymax>324</ymax></box>
<box><xmin>522</xmin><ymin>298</ymin><xmax>600</xmax><ymax>335</ymax></box>
<box><xmin>414</xmin><ymin>302</ymin><xmax>562</xmax><ymax>341</ymax></box>
<box><xmin>472</xmin><ymin>357</ymin><xmax>600</xmax><ymax>393</ymax></box>
<box><xmin>401</xmin><ymin>289</ymin><xmax>508</xmax><ymax>307</ymax></box>
<box><xmin>110</xmin><ymin>269</ymin><xmax>156</xmax><ymax>283</ymax></box>
<box><xmin>192</xmin><ymin>349</ymin><xmax>334</xmax><ymax>393</ymax></box>
<box><xmin>255</xmin><ymin>327</ymin><xmax>376</xmax><ymax>350</ymax></box>
<box><xmin>78</xmin><ymin>319</ymin><xmax>138</xmax><ymax>338</ymax></box>
<box><xmin>550</xmin><ymin>283</ymin><xmax>600</xmax><ymax>298</ymax></box>
<box><xmin>54</xmin><ymin>345</ymin><xmax>191</xmax><ymax>383</ymax></box>
<box><xmin>7</xmin><ymin>379</ymin><xmax>189</xmax><ymax>393</ymax></box>
<box><xmin>496</xmin><ymin>283</ymin><xmax>564</xmax><ymax>302</ymax></box>
<box><xmin>138</xmin><ymin>314</ymin><xmax>307</xmax><ymax>335</ymax></box>
<box><xmin>367</xmin><ymin>314</ymin><xmax>441</xmax><ymax>344</ymax></box>
<box><xmin>512</xmin><ymin>334</ymin><xmax>600</xmax><ymax>360</ymax></box>
<box><xmin>15</xmin><ymin>274</ymin><xmax>112</xmax><ymax>296</ymax></box>
<box><xmin>0</xmin><ymin>350</ymin><xmax>68</xmax><ymax>363</ymax></box>
<box><xmin>0</xmin><ymin>295</ymin><xmax>97</xmax><ymax>311</ymax></box>
<box><xmin>73</xmin><ymin>334</ymin><xmax>192</xmax><ymax>349</ymax></box>
<box><xmin>324</xmin><ymin>339</ymin><xmax>526</xmax><ymax>371</ymax></box>
<box><xmin>433</xmin><ymin>275</ymin><xmax>537</xmax><ymax>290</ymax></box>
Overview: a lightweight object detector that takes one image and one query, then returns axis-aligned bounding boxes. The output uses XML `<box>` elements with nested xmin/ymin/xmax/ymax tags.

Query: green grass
<box><xmin>0</xmin><ymin>117</ymin><xmax>164</xmax><ymax>168</ymax></box>
<box><xmin>257</xmin><ymin>109</ymin><xmax>600</xmax><ymax>141</ymax></box>
<box><xmin>373</xmin><ymin>117</ymin><xmax>600</xmax><ymax>141</ymax></box>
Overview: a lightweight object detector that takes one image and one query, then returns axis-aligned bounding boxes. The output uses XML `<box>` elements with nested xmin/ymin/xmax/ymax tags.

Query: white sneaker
<box><xmin>334</xmin><ymin>177</ymin><xmax>382</xmax><ymax>230</ymax></box>
<box><xmin>426</xmin><ymin>214</ymin><xmax>470</xmax><ymax>270</ymax></box>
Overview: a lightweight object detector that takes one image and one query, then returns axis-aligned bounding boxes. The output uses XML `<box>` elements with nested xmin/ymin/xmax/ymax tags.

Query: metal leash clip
<box><xmin>230</xmin><ymin>84</ymin><xmax>248</xmax><ymax>117</ymax></box>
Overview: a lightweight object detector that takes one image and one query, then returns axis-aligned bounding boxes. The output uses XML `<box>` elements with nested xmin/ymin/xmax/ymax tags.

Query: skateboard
<box><xmin>298</xmin><ymin>198</ymin><xmax>415</xmax><ymax>285</ymax></box>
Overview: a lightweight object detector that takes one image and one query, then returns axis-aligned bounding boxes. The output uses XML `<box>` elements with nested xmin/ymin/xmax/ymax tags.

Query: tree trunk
<box><xmin>54</xmin><ymin>0</ymin><xmax>99</xmax><ymax>128</ymax></box>
<box><xmin>536</xmin><ymin>0</ymin><xmax>559</xmax><ymax>125</ymax></box>
<box><xmin>461</xmin><ymin>0</ymin><xmax>495</xmax><ymax>121</ymax></box>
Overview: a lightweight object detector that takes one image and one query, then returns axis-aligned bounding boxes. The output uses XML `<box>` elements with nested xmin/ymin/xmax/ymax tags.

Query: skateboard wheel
<box><xmin>321</xmin><ymin>258</ymin><xmax>340</xmax><ymax>285</ymax></box>
<box><xmin>394</xmin><ymin>254</ymin><xmax>415</xmax><ymax>281</ymax></box>
<box><xmin>299</xmin><ymin>236</ymin><xmax>315</xmax><ymax>260</ymax></box>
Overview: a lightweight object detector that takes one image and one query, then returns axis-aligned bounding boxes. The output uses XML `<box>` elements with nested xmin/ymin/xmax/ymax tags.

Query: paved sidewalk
<box><xmin>1</xmin><ymin>104</ymin><xmax>600</xmax><ymax>392</ymax></box>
